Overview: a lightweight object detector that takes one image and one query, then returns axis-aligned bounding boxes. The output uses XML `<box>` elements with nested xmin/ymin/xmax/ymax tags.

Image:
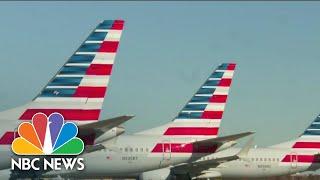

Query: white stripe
<box><xmin>171</xmin><ymin>121</ymin><xmax>221</xmax><ymax>128</ymax></box>
<box><xmin>91</xmin><ymin>53</ymin><xmax>116</xmax><ymax>64</ymax></box>
<box><xmin>65</xmin><ymin>63</ymin><xmax>90</xmax><ymax>67</ymax></box>
<box><xmin>213</xmin><ymin>87</ymin><xmax>229</xmax><ymax>95</ymax></box>
<box><xmin>222</xmin><ymin>71</ymin><xmax>234</xmax><ymax>78</ymax></box>
<box><xmin>208</xmin><ymin>78</ymin><xmax>221</xmax><ymax>81</ymax></box>
<box><xmin>34</xmin><ymin>97</ymin><xmax>104</xmax><ymax>103</ymax></box>
<box><xmin>29</xmin><ymin>101</ymin><xmax>103</xmax><ymax>110</ymax></box>
<box><xmin>195</xmin><ymin>94</ymin><xmax>212</xmax><ymax>97</ymax></box>
<box><xmin>312</xmin><ymin>122</ymin><xmax>320</xmax><ymax>124</ymax></box>
<box><xmin>202</xmin><ymin>86</ymin><xmax>216</xmax><ymax>89</ymax></box>
<box><xmin>188</xmin><ymin>102</ymin><xmax>209</xmax><ymax>105</ymax></box>
<box><xmin>56</xmin><ymin>74</ymin><xmax>84</xmax><ymax>78</ymax></box>
<box><xmin>181</xmin><ymin>110</ymin><xmax>203</xmax><ymax>113</ymax></box>
<box><xmin>46</xmin><ymin>86</ymin><xmax>78</xmax><ymax>89</ymax></box>
<box><xmin>79</xmin><ymin>76</ymin><xmax>109</xmax><ymax>87</ymax></box>
<box><xmin>85</xmin><ymin>41</ymin><xmax>103</xmax><ymax>44</ymax></box>
<box><xmin>95</xmin><ymin>29</ymin><xmax>122</xmax><ymax>33</ymax></box>
<box><xmin>104</xmin><ymin>30</ymin><xmax>122</xmax><ymax>41</ymax></box>
<box><xmin>215</xmin><ymin>70</ymin><xmax>234</xmax><ymax>73</ymax></box>
<box><xmin>205</xmin><ymin>103</ymin><xmax>225</xmax><ymax>111</ymax></box>
<box><xmin>75</xmin><ymin>52</ymin><xmax>97</xmax><ymax>55</ymax></box>
<box><xmin>306</xmin><ymin>129</ymin><xmax>320</xmax><ymax>131</ymax></box>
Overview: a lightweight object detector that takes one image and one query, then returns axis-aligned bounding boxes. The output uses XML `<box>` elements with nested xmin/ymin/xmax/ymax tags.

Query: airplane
<box><xmin>43</xmin><ymin>62</ymin><xmax>254</xmax><ymax>179</ymax></box>
<box><xmin>141</xmin><ymin>110</ymin><xmax>320</xmax><ymax>178</ymax></box>
<box><xmin>0</xmin><ymin>20</ymin><xmax>131</xmax><ymax>170</ymax></box>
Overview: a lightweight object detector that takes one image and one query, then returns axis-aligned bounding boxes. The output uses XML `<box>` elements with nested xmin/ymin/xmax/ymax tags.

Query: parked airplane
<box><xmin>142</xmin><ymin>115</ymin><xmax>320</xmax><ymax>179</ymax></box>
<box><xmin>0</xmin><ymin>20</ymin><xmax>130</xmax><ymax>170</ymax></box>
<box><xmin>44</xmin><ymin>63</ymin><xmax>254</xmax><ymax>178</ymax></box>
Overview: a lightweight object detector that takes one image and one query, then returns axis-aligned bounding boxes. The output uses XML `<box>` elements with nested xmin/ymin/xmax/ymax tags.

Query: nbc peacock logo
<box><xmin>12</xmin><ymin>112</ymin><xmax>84</xmax><ymax>155</ymax></box>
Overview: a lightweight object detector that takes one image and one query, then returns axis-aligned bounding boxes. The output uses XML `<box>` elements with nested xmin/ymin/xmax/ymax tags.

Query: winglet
<box><xmin>237</xmin><ymin>136</ymin><xmax>254</xmax><ymax>160</ymax></box>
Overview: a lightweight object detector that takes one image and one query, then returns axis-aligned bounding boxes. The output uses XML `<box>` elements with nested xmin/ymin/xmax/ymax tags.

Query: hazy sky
<box><xmin>0</xmin><ymin>2</ymin><xmax>320</xmax><ymax>146</ymax></box>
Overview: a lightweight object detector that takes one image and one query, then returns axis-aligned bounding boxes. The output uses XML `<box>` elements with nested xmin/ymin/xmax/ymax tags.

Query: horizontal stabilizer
<box><xmin>193</xmin><ymin>131</ymin><xmax>254</xmax><ymax>146</ymax></box>
<box><xmin>173</xmin><ymin>135</ymin><xmax>254</xmax><ymax>170</ymax></box>
<box><xmin>79</xmin><ymin>115</ymin><xmax>134</xmax><ymax>135</ymax></box>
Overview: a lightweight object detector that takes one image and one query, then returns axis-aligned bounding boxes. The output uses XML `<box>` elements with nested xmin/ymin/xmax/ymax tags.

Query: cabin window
<box><xmin>146</xmin><ymin>148</ymin><xmax>149</xmax><ymax>152</ymax></box>
<box><xmin>140</xmin><ymin>148</ymin><xmax>143</xmax><ymax>152</ymax></box>
<box><xmin>135</xmin><ymin>148</ymin><xmax>138</xmax><ymax>152</ymax></box>
<box><xmin>125</xmin><ymin>148</ymin><xmax>128</xmax><ymax>152</ymax></box>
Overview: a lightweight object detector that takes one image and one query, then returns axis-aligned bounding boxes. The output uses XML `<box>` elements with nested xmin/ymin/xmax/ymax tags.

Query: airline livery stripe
<box><xmin>201</xmin><ymin>111</ymin><xmax>224</xmax><ymax>119</ymax></box>
<box><xmin>86</xmin><ymin>64</ymin><xmax>113</xmax><ymax>75</ymax></box>
<box><xmin>0</xmin><ymin>131</ymin><xmax>15</xmax><ymax>145</ymax></box>
<box><xmin>218</xmin><ymin>78</ymin><xmax>232</xmax><ymax>87</ymax></box>
<box><xmin>19</xmin><ymin>109</ymin><xmax>100</xmax><ymax>121</ymax></box>
<box><xmin>209</xmin><ymin>95</ymin><xmax>228</xmax><ymax>103</ymax></box>
<box><xmin>164</xmin><ymin>127</ymin><xmax>219</xmax><ymax>136</ymax></box>
<box><xmin>98</xmin><ymin>41</ymin><xmax>119</xmax><ymax>53</ymax></box>
<box><xmin>73</xmin><ymin>86</ymin><xmax>107</xmax><ymax>98</ymax></box>
<box><xmin>282</xmin><ymin>155</ymin><xmax>320</xmax><ymax>163</ymax></box>
<box><xmin>151</xmin><ymin>143</ymin><xmax>218</xmax><ymax>153</ymax></box>
<box><xmin>292</xmin><ymin>142</ymin><xmax>320</xmax><ymax>149</ymax></box>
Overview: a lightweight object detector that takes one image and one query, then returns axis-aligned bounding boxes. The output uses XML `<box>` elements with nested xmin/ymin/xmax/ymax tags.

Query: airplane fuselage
<box><xmin>49</xmin><ymin>134</ymin><xmax>205</xmax><ymax>178</ymax></box>
<box><xmin>191</xmin><ymin>147</ymin><xmax>318</xmax><ymax>178</ymax></box>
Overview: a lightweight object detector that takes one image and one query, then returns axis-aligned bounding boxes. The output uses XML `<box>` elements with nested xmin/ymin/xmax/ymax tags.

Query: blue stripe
<box><xmin>204</xmin><ymin>80</ymin><xmax>219</xmax><ymax>86</ymax></box>
<box><xmin>182</xmin><ymin>104</ymin><xmax>207</xmax><ymax>111</ymax></box>
<box><xmin>68</xmin><ymin>55</ymin><xmax>95</xmax><ymax>63</ymax></box>
<box><xmin>177</xmin><ymin>112</ymin><xmax>202</xmax><ymax>119</ymax></box>
<box><xmin>196</xmin><ymin>88</ymin><xmax>215</xmax><ymax>94</ymax></box>
<box><xmin>87</xmin><ymin>32</ymin><xmax>108</xmax><ymax>41</ymax></box>
<box><xmin>307</xmin><ymin>124</ymin><xmax>320</xmax><ymax>130</ymax></box>
<box><xmin>78</xmin><ymin>43</ymin><xmax>101</xmax><ymax>52</ymax></box>
<box><xmin>303</xmin><ymin>130</ymin><xmax>320</xmax><ymax>136</ymax></box>
<box><xmin>59</xmin><ymin>66</ymin><xmax>88</xmax><ymax>75</ymax></box>
<box><xmin>190</xmin><ymin>96</ymin><xmax>210</xmax><ymax>102</ymax></box>
<box><xmin>48</xmin><ymin>77</ymin><xmax>82</xmax><ymax>86</ymax></box>
<box><xmin>40</xmin><ymin>88</ymin><xmax>76</xmax><ymax>97</ymax></box>
<box><xmin>210</xmin><ymin>72</ymin><xmax>224</xmax><ymax>78</ymax></box>
<box><xmin>218</xmin><ymin>64</ymin><xmax>228</xmax><ymax>70</ymax></box>
<box><xmin>97</xmin><ymin>20</ymin><xmax>114</xmax><ymax>29</ymax></box>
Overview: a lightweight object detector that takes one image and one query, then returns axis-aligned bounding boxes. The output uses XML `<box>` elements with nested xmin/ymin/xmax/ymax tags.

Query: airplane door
<box><xmin>160</xmin><ymin>140</ymin><xmax>171</xmax><ymax>167</ymax></box>
<box><xmin>290</xmin><ymin>152</ymin><xmax>298</xmax><ymax>170</ymax></box>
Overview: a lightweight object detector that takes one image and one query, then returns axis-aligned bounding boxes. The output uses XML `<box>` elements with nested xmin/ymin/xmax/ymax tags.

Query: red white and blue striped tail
<box><xmin>280</xmin><ymin>114</ymin><xmax>320</xmax><ymax>164</ymax></box>
<box><xmin>19</xmin><ymin>20</ymin><xmax>124</xmax><ymax>123</ymax></box>
<box><xmin>164</xmin><ymin>63</ymin><xmax>236</xmax><ymax>138</ymax></box>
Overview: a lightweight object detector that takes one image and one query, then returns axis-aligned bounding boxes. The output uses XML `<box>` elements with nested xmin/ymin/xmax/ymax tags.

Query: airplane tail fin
<box><xmin>275</xmin><ymin>114</ymin><xmax>320</xmax><ymax>164</ymax></box>
<box><xmin>0</xmin><ymin>20</ymin><xmax>124</xmax><ymax>145</ymax></box>
<box><xmin>1</xmin><ymin>20</ymin><xmax>124</xmax><ymax>123</ymax></box>
<box><xmin>164</xmin><ymin>63</ymin><xmax>236</xmax><ymax>138</ymax></box>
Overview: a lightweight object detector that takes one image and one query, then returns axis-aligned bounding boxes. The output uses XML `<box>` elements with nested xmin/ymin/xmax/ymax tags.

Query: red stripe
<box><xmin>74</xmin><ymin>86</ymin><xmax>106</xmax><ymax>98</ymax></box>
<box><xmin>111</xmin><ymin>20</ymin><xmax>124</xmax><ymax>30</ymax></box>
<box><xmin>201</xmin><ymin>111</ymin><xmax>223</xmax><ymax>119</ymax></box>
<box><xmin>19</xmin><ymin>109</ymin><xmax>100</xmax><ymax>121</ymax></box>
<box><xmin>0</xmin><ymin>131</ymin><xmax>15</xmax><ymax>145</ymax></box>
<box><xmin>86</xmin><ymin>64</ymin><xmax>113</xmax><ymax>75</ymax></box>
<box><xmin>152</xmin><ymin>143</ymin><xmax>218</xmax><ymax>153</ymax></box>
<box><xmin>209</xmin><ymin>95</ymin><xmax>228</xmax><ymax>103</ymax></box>
<box><xmin>293</xmin><ymin>142</ymin><xmax>320</xmax><ymax>149</ymax></box>
<box><xmin>281</xmin><ymin>155</ymin><xmax>320</xmax><ymax>163</ymax></box>
<box><xmin>164</xmin><ymin>127</ymin><xmax>218</xmax><ymax>136</ymax></box>
<box><xmin>98</xmin><ymin>41</ymin><xmax>119</xmax><ymax>52</ymax></box>
<box><xmin>227</xmin><ymin>63</ymin><xmax>236</xmax><ymax>70</ymax></box>
<box><xmin>218</xmin><ymin>78</ymin><xmax>232</xmax><ymax>87</ymax></box>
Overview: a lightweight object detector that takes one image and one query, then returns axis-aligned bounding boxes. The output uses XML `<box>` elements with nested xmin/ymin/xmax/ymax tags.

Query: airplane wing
<box><xmin>173</xmin><ymin>136</ymin><xmax>254</xmax><ymax>171</ymax></box>
<box><xmin>192</xmin><ymin>131</ymin><xmax>254</xmax><ymax>145</ymax></box>
<box><xmin>78</xmin><ymin>115</ymin><xmax>134</xmax><ymax>136</ymax></box>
